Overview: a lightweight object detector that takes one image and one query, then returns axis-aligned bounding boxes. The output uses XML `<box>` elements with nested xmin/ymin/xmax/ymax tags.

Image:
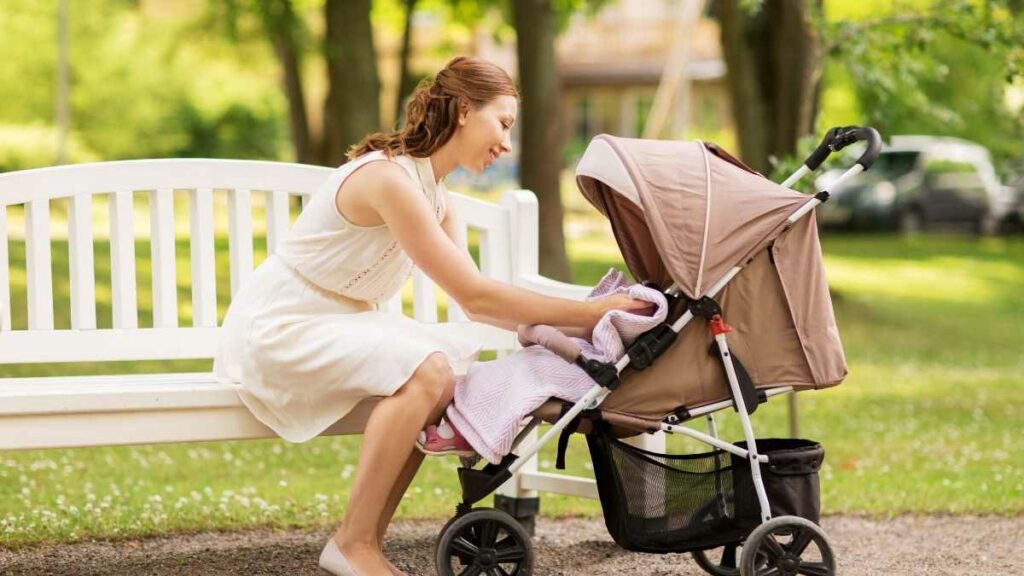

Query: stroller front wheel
<box><xmin>739</xmin><ymin>516</ymin><xmax>835</xmax><ymax>576</ymax></box>
<box><xmin>692</xmin><ymin>544</ymin><xmax>741</xmax><ymax>576</ymax></box>
<box><xmin>435</xmin><ymin>508</ymin><xmax>534</xmax><ymax>575</ymax></box>
<box><xmin>693</xmin><ymin>542</ymin><xmax>770</xmax><ymax>576</ymax></box>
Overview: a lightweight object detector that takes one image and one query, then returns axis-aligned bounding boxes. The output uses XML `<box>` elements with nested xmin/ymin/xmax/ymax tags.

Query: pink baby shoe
<box><xmin>416</xmin><ymin>420</ymin><xmax>476</xmax><ymax>457</ymax></box>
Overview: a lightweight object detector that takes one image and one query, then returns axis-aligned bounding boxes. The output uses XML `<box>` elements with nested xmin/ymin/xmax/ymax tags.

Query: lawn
<box><xmin>1</xmin><ymin>231</ymin><xmax>1021</xmax><ymax>546</ymax></box>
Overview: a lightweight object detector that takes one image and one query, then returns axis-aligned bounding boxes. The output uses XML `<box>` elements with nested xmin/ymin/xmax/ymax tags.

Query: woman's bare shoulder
<box><xmin>335</xmin><ymin>156</ymin><xmax>423</xmax><ymax>226</ymax></box>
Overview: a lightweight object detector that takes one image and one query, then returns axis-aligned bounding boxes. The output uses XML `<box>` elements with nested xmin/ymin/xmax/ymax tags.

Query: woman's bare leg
<box><xmin>377</xmin><ymin>378</ymin><xmax>454</xmax><ymax>542</ymax></box>
<box><xmin>332</xmin><ymin>353</ymin><xmax>454</xmax><ymax>575</ymax></box>
<box><xmin>374</xmin><ymin>380</ymin><xmax>454</xmax><ymax>575</ymax></box>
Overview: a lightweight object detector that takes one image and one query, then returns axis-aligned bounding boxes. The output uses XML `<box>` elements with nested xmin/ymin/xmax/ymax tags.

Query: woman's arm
<box><xmin>366</xmin><ymin>164</ymin><xmax>644</xmax><ymax>329</ymax></box>
<box><xmin>440</xmin><ymin>206</ymin><xmax>596</xmax><ymax>337</ymax></box>
<box><xmin>438</xmin><ymin>201</ymin><xmax>520</xmax><ymax>331</ymax></box>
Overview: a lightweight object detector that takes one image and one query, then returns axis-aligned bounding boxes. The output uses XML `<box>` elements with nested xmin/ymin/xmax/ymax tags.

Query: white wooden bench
<box><xmin>0</xmin><ymin>159</ymin><xmax>662</xmax><ymax>524</ymax></box>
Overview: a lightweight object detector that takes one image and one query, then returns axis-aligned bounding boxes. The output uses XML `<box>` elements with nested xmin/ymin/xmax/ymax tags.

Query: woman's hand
<box><xmin>588</xmin><ymin>293</ymin><xmax>657</xmax><ymax>325</ymax></box>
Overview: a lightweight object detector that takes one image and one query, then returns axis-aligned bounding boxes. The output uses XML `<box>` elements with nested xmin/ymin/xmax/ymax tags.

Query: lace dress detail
<box><xmin>274</xmin><ymin>151</ymin><xmax>447</xmax><ymax>303</ymax></box>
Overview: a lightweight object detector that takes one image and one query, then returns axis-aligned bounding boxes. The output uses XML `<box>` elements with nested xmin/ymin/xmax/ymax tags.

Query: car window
<box><xmin>872</xmin><ymin>151</ymin><xmax>919</xmax><ymax>179</ymax></box>
<box><xmin>921</xmin><ymin>158</ymin><xmax>985</xmax><ymax>192</ymax></box>
<box><xmin>923</xmin><ymin>158</ymin><xmax>977</xmax><ymax>174</ymax></box>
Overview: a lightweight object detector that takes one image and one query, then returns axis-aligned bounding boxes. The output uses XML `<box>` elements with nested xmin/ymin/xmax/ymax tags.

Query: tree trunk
<box><xmin>263</xmin><ymin>0</ymin><xmax>313</xmax><ymax>164</ymax></box>
<box><xmin>718</xmin><ymin>0</ymin><xmax>823</xmax><ymax>173</ymax></box>
<box><xmin>323</xmin><ymin>0</ymin><xmax>381</xmax><ymax>166</ymax></box>
<box><xmin>394</xmin><ymin>0</ymin><xmax>419</xmax><ymax>126</ymax></box>
<box><xmin>513</xmin><ymin>0</ymin><xmax>572</xmax><ymax>282</ymax></box>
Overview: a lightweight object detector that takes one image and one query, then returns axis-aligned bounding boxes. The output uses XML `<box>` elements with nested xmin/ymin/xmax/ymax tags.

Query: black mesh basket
<box><xmin>586</xmin><ymin>429</ymin><xmax>824</xmax><ymax>554</ymax></box>
<box><xmin>732</xmin><ymin>438</ymin><xmax>824</xmax><ymax>526</ymax></box>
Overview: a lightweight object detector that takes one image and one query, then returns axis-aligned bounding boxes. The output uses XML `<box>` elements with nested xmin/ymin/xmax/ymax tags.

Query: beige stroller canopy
<box><xmin>573</xmin><ymin>135</ymin><xmax>847</xmax><ymax>424</ymax></box>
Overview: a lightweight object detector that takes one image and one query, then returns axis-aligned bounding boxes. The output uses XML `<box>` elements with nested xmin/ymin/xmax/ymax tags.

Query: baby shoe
<box><xmin>416</xmin><ymin>420</ymin><xmax>476</xmax><ymax>457</ymax></box>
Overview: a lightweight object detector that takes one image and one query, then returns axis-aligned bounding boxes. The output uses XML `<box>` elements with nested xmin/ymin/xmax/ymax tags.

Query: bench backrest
<box><xmin>0</xmin><ymin>159</ymin><xmax>531</xmax><ymax>365</ymax></box>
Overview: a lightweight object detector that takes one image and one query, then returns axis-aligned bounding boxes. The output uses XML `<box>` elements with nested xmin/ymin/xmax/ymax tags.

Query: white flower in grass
<box><xmin>279</xmin><ymin>480</ymin><xmax>288</xmax><ymax>488</ymax></box>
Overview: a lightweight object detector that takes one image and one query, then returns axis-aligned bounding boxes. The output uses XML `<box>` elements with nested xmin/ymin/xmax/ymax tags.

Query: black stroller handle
<box><xmin>805</xmin><ymin>126</ymin><xmax>883</xmax><ymax>171</ymax></box>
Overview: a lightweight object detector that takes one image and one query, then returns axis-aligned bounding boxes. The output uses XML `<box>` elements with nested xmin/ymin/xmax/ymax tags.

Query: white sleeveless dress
<box><xmin>213</xmin><ymin>151</ymin><xmax>480</xmax><ymax>443</ymax></box>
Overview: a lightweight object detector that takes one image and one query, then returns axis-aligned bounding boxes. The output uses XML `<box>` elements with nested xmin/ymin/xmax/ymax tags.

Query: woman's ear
<box><xmin>458</xmin><ymin>98</ymin><xmax>469</xmax><ymax>126</ymax></box>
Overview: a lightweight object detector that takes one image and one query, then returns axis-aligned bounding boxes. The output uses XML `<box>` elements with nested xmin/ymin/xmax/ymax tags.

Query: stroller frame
<box><xmin>437</xmin><ymin>127</ymin><xmax>882</xmax><ymax>576</ymax></box>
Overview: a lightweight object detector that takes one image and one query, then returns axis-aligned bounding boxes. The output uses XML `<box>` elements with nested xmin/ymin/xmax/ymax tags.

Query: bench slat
<box><xmin>26</xmin><ymin>198</ymin><xmax>54</xmax><ymax>329</ymax></box>
<box><xmin>266</xmin><ymin>190</ymin><xmax>291</xmax><ymax>256</ymax></box>
<box><xmin>150</xmin><ymin>188</ymin><xmax>178</xmax><ymax>328</ymax></box>
<box><xmin>412</xmin><ymin>269</ymin><xmax>437</xmax><ymax>322</ymax></box>
<box><xmin>447</xmin><ymin>219</ymin><xmax>470</xmax><ymax>323</ymax></box>
<box><xmin>189</xmin><ymin>187</ymin><xmax>217</xmax><ymax>327</ymax></box>
<box><xmin>0</xmin><ymin>393</ymin><xmax>382</xmax><ymax>451</ymax></box>
<box><xmin>0</xmin><ymin>205</ymin><xmax>10</xmax><ymax>331</ymax></box>
<box><xmin>109</xmin><ymin>190</ymin><xmax>138</xmax><ymax>328</ymax></box>
<box><xmin>68</xmin><ymin>194</ymin><xmax>97</xmax><ymax>329</ymax></box>
<box><xmin>228</xmin><ymin>188</ymin><xmax>254</xmax><ymax>297</ymax></box>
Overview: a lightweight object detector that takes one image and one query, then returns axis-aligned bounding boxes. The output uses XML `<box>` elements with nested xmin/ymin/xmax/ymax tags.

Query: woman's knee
<box><xmin>404</xmin><ymin>352</ymin><xmax>454</xmax><ymax>402</ymax></box>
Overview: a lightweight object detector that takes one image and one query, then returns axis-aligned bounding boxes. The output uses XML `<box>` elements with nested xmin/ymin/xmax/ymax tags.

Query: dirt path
<box><xmin>2</xmin><ymin>515</ymin><xmax>1021</xmax><ymax>575</ymax></box>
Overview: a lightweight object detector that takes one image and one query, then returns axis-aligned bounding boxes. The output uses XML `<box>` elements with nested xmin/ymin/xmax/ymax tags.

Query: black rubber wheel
<box><xmin>694</xmin><ymin>542</ymin><xmax>770</xmax><ymax>576</ymax></box>
<box><xmin>739</xmin><ymin>516</ymin><xmax>835</xmax><ymax>576</ymax></box>
<box><xmin>693</xmin><ymin>544</ymin><xmax>742</xmax><ymax>576</ymax></box>
<box><xmin>435</xmin><ymin>508</ymin><xmax>534</xmax><ymax>576</ymax></box>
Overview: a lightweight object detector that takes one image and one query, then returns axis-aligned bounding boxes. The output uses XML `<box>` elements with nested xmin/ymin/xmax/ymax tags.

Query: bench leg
<box><xmin>494</xmin><ymin>423</ymin><xmax>540</xmax><ymax>535</ymax></box>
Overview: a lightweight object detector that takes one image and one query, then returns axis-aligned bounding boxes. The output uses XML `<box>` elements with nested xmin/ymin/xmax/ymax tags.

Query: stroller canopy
<box><xmin>576</xmin><ymin>135</ymin><xmax>810</xmax><ymax>299</ymax></box>
<box><xmin>572</xmin><ymin>135</ymin><xmax>846</xmax><ymax>424</ymax></box>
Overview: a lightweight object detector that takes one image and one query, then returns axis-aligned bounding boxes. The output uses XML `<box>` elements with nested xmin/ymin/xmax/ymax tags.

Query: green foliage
<box><xmin>821</xmin><ymin>0</ymin><xmax>1024</xmax><ymax>173</ymax></box>
<box><xmin>0</xmin><ymin>125</ymin><xmax>99</xmax><ymax>172</ymax></box>
<box><xmin>0</xmin><ymin>0</ymin><xmax>290</xmax><ymax>164</ymax></box>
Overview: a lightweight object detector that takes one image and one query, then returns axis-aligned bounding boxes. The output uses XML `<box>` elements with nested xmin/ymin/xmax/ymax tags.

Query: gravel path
<box><xmin>2</xmin><ymin>515</ymin><xmax>1021</xmax><ymax>575</ymax></box>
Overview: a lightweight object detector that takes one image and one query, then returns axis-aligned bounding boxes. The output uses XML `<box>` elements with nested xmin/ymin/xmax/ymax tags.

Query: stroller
<box><xmin>433</xmin><ymin>127</ymin><xmax>882</xmax><ymax>576</ymax></box>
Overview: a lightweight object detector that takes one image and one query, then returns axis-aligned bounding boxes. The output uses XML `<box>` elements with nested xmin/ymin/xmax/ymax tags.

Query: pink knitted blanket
<box><xmin>445</xmin><ymin>269</ymin><xmax>668</xmax><ymax>464</ymax></box>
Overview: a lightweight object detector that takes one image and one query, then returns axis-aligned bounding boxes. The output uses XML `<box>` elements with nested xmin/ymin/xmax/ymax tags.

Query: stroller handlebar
<box><xmin>804</xmin><ymin>126</ymin><xmax>882</xmax><ymax>172</ymax></box>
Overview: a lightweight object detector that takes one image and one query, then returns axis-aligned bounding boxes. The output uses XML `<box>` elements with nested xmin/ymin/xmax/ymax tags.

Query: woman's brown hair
<box><xmin>346</xmin><ymin>56</ymin><xmax>519</xmax><ymax>161</ymax></box>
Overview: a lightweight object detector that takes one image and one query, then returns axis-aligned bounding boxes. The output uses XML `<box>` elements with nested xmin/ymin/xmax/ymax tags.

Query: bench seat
<box><xmin>0</xmin><ymin>372</ymin><xmax>381</xmax><ymax>450</ymax></box>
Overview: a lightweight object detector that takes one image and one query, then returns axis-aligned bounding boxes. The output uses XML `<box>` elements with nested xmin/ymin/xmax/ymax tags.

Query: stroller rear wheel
<box><xmin>435</xmin><ymin>508</ymin><xmax>534</xmax><ymax>575</ymax></box>
<box><xmin>739</xmin><ymin>516</ymin><xmax>835</xmax><ymax>576</ymax></box>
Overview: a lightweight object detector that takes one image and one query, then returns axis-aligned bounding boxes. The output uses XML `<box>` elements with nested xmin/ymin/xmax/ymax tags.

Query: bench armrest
<box><xmin>515</xmin><ymin>274</ymin><xmax>592</xmax><ymax>301</ymax></box>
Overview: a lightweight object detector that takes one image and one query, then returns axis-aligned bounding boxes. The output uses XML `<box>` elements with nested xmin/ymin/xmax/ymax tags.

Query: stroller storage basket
<box><xmin>586</xmin><ymin>431</ymin><xmax>824</xmax><ymax>554</ymax></box>
<box><xmin>732</xmin><ymin>438</ymin><xmax>824</xmax><ymax>525</ymax></box>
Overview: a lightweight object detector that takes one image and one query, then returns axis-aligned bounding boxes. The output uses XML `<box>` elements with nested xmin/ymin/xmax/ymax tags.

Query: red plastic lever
<box><xmin>709</xmin><ymin>314</ymin><xmax>732</xmax><ymax>336</ymax></box>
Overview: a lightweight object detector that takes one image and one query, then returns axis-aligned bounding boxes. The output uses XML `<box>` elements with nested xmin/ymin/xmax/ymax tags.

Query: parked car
<box><xmin>996</xmin><ymin>174</ymin><xmax>1024</xmax><ymax>233</ymax></box>
<box><xmin>816</xmin><ymin>136</ymin><xmax>1002</xmax><ymax>234</ymax></box>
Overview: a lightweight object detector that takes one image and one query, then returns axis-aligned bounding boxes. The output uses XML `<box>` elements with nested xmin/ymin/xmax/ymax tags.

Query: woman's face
<box><xmin>456</xmin><ymin>95</ymin><xmax>517</xmax><ymax>173</ymax></box>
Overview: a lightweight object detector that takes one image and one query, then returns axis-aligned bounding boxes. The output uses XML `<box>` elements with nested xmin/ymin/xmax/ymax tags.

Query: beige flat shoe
<box><xmin>319</xmin><ymin>538</ymin><xmax>359</xmax><ymax>576</ymax></box>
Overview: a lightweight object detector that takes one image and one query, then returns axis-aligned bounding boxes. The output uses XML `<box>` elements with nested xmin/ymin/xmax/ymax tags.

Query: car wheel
<box><xmin>898</xmin><ymin>208</ymin><xmax>925</xmax><ymax>235</ymax></box>
<box><xmin>975</xmin><ymin>213</ymin><xmax>997</xmax><ymax>236</ymax></box>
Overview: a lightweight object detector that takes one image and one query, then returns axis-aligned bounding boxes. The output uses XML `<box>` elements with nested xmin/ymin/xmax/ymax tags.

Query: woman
<box><xmin>213</xmin><ymin>56</ymin><xmax>649</xmax><ymax>576</ymax></box>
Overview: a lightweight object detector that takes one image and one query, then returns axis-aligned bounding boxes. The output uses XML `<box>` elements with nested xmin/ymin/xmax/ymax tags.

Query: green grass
<box><xmin>1</xmin><ymin>232</ymin><xmax>1022</xmax><ymax>547</ymax></box>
